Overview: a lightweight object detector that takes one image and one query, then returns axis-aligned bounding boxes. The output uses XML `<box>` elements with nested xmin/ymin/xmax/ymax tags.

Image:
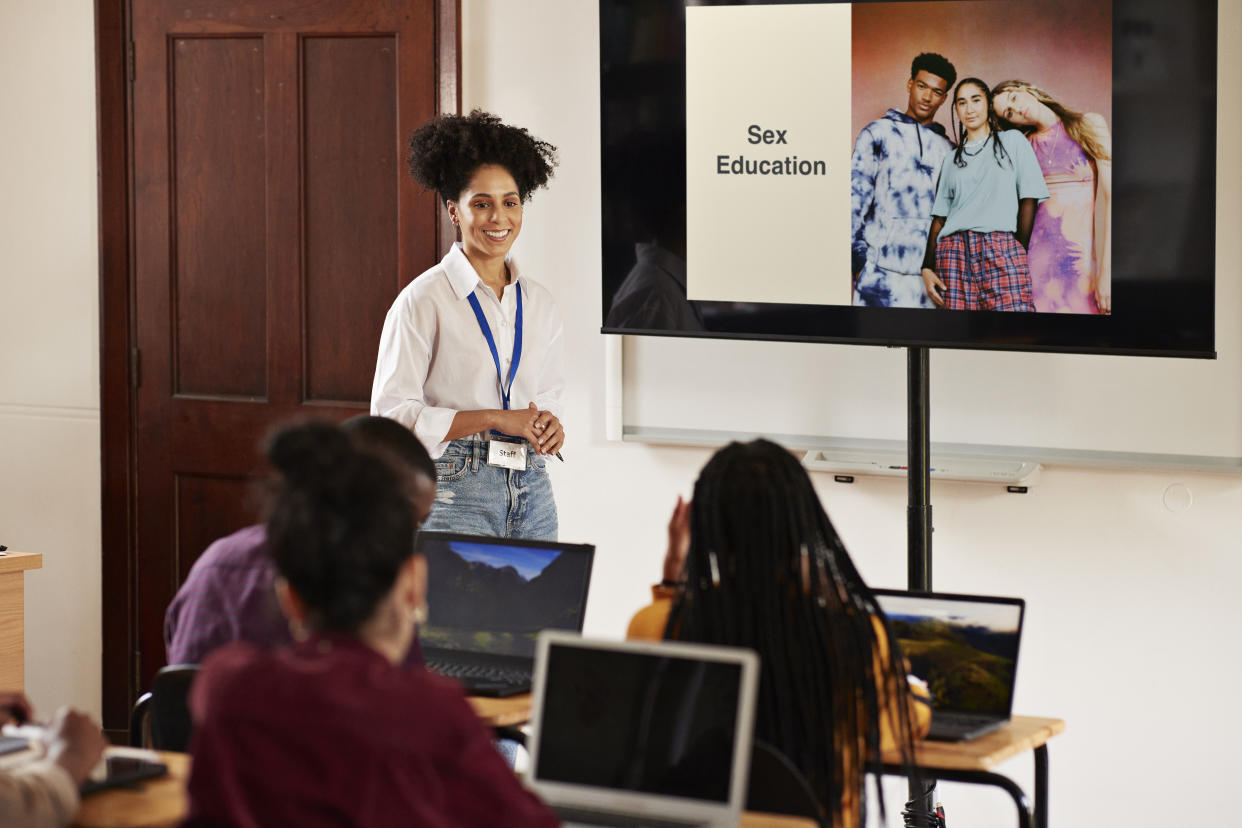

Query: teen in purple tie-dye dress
<box><xmin>993</xmin><ymin>81</ymin><xmax>1113</xmax><ymax>314</ymax></box>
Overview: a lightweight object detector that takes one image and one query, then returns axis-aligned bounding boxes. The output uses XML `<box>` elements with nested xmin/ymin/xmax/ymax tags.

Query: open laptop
<box><xmin>417</xmin><ymin>531</ymin><xmax>595</xmax><ymax>696</ymax></box>
<box><xmin>872</xmin><ymin>589</ymin><xmax>1026</xmax><ymax>742</ymax></box>
<box><xmin>528</xmin><ymin>632</ymin><xmax>759</xmax><ymax>828</ymax></box>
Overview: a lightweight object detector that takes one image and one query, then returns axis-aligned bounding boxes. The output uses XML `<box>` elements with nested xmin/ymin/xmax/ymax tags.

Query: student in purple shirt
<box><xmin>164</xmin><ymin>415</ymin><xmax>436</xmax><ymax>666</ymax></box>
<box><xmin>184</xmin><ymin>420</ymin><xmax>558</xmax><ymax>827</ymax></box>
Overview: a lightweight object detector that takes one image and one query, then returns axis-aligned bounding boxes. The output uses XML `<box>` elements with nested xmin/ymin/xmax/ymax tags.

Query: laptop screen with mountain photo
<box><xmin>416</xmin><ymin>531</ymin><xmax>595</xmax><ymax>695</ymax></box>
<box><xmin>872</xmin><ymin>590</ymin><xmax>1025</xmax><ymax>741</ymax></box>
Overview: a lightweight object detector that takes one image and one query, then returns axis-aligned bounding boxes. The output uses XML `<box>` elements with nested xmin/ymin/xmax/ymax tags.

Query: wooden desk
<box><xmin>0</xmin><ymin>551</ymin><xmax>42</xmax><ymax>690</ymax></box>
<box><xmin>71</xmin><ymin>751</ymin><xmax>814</xmax><ymax>828</ymax></box>
<box><xmin>879</xmin><ymin>716</ymin><xmax>1065</xmax><ymax>828</ymax></box>
<box><xmin>467</xmin><ymin>697</ymin><xmax>1063</xmax><ymax>828</ymax></box>
<box><xmin>72</xmin><ymin>696</ymin><xmax>538</xmax><ymax>826</ymax></box>
<box><xmin>74</xmin><ymin>752</ymin><xmax>188</xmax><ymax>828</ymax></box>
<box><xmin>75</xmin><ymin>696</ymin><xmax>1047</xmax><ymax>828</ymax></box>
<box><xmin>740</xmin><ymin>815</ymin><xmax>817</xmax><ymax>827</ymax></box>
<box><xmin>468</xmin><ymin>691</ymin><xmax>533</xmax><ymax>728</ymax></box>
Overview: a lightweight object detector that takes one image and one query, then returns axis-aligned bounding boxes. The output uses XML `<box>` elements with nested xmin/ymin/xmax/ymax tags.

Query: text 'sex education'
<box><xmin>716</xmin><ymin>124</ymin><xmax>826</xmax><ymax>176</ymax></box>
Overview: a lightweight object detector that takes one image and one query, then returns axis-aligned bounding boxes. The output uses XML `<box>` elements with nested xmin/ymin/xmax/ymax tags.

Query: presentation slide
<box><xmin>685</xmin><ymin>0</ymin><xmax>1112</xmax><ymax>315</ymax></box>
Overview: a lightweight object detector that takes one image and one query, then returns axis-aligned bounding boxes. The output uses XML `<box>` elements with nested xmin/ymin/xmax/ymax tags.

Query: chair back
<box><xmin>745</xmin><ymin>740</ymin><xmax>828</xmax><ymax>827</ymax></box>
<box><xmin>130</xmin><ymin>663</ymin><xmax>201</xmax><ymax>751</ymax></box>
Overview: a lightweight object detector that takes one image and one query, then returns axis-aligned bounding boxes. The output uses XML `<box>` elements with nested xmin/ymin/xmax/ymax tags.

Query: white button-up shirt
<box><xmin>371</xmin><ymin>243</ymin><xmax>566</xmax><ymax>458</ymax></box>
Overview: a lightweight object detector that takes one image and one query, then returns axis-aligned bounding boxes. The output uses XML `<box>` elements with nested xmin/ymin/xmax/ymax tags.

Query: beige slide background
<box><xmin>686</xmin><ymin>3</ymin><xmax>852</xmax><ymax>306</ymax></box>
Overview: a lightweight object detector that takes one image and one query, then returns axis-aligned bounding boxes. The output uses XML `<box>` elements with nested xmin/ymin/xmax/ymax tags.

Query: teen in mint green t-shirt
<box><xmin>921</xmin><ymin>78</ymin><xmax>1049</xmax><ymax>311</ymax></box>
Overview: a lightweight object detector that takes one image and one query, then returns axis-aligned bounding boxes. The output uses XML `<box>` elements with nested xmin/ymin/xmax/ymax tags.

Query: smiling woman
<box><xmin>371</xmin><ymin>110</ymin><xmax>566</xmax><ymax>541</ymax></box>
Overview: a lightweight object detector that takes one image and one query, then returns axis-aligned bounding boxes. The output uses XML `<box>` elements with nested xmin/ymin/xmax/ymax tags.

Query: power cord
<box><xmin>902</xmin><ymin>779</ymin><xmax>946</xmax><ymax>827</ymax></box>
<box><xmin>901</xmin><ymin>802</ymin><xmax>945</xmax><ymax>828</ymax></box>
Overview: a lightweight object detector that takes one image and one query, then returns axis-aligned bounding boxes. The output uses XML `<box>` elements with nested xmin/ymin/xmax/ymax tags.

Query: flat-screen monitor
<box><xmin>599</xmin><ymin>0</ymin><xmax>1217</xmax><ymax>357</ymax></box>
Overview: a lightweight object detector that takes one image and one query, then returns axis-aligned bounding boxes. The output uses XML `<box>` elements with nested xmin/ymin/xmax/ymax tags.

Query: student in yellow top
<box><xmin>627</xmin><ymin>439</ymin><xmax>930</xmax><ymax>828</ymax></box>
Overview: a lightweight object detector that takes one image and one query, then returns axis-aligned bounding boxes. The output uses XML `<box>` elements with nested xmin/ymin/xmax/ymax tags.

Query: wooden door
<box><xmin>101</xmin><ymin>0</ymin><xmax>456</xmax><ymax>727</ymax></box>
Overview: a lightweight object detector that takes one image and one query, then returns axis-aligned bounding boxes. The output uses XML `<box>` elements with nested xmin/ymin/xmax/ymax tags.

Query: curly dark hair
<box><xmin>912</xmin><ymin>52</ymin><xmax>957</xmax><ymax>89</ymax></box>
<box><xmin>406</xmin><ymin>109</ymin><xmax>558</xmax><ymax>204</ymax></box>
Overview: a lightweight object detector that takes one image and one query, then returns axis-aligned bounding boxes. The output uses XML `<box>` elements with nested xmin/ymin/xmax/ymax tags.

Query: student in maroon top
<box><xmin>183</xmin><ymin>421</ymin><xmax>558</xmax><ymax>828</ymax></box>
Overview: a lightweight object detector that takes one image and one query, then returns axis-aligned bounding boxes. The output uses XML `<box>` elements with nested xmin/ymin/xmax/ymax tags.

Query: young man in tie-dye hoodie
<box><xmin>851</xmin><ymin>53</ymin><xmax>956</xmax><ymax>308</ymax></box>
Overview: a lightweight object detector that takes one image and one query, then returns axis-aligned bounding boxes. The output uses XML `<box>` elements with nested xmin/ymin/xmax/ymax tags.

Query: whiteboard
<box><xmin>621</xmin><ymin>297</ymin><xmax>1242</xmax><ymax>466</ymax></box>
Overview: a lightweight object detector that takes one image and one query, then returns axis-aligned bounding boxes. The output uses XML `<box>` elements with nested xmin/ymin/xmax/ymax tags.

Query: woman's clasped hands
<box><xmin>493</xmin><ymin>402</ymin><xmax>565</xmax><ymax>456</ymax></box>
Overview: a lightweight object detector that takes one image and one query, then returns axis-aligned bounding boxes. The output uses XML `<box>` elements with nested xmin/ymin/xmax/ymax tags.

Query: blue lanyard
<box><xmin>466</xmin><ymin>282</ymin><xmax>523</xmax><ymax>412</ymax></box>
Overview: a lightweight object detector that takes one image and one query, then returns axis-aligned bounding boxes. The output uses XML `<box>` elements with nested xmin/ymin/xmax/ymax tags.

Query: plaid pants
<box><xmin>935</xmin><ymin>230</ymin><xmax>1034</xmax><ymax>311</ymax></box>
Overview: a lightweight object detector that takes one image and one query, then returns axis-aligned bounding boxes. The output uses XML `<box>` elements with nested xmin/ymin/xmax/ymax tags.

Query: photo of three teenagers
<box><xmin>850</xmin><ymin>0</ymin><xmax>1113</xmax><ymax>314</ymax></box>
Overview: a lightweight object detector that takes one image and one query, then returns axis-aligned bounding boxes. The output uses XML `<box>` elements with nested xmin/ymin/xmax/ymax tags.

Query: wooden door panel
<box><xmin>98</xmin><ymin>0</ymin><xmax>457</xmax><ymax>734</ymax></box>
<box><xmin>163</xmin><ymin>408</ymin><xmax>270</xmax><ymax>471</ymax></box>
<box><xmin>303</xmin><ymin>35</ymin><xmax>401</xmax><ymax>405</ymax></box>
<box><xmin>174</xmin><ymin>474</ymin><xmax>261</xmax><ymax>584</ymax></box>
<box><xmin>170</xmin><ymin>36</ymin><xmax>269</xmax><ymax>399</ymax></box>
<box><xmin>126</xmin><ymin>0</ymin><xmax>448</xmax><ymax>698</ymax></box>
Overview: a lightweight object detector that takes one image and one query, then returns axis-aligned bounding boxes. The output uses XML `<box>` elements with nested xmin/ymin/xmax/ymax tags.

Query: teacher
<box><xmin>372</xmin><ymin>110</ymin><xmax>564</xmax><ymax>540</ymax></box>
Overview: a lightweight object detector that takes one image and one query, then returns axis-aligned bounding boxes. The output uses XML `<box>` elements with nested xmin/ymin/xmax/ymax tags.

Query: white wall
<box><xmin>463</xmin><ymin>2</ymin><xmax>1242</xmax><ymax>827</ymax></box>
<box><xmin>0</xmin><ymin>0</ymin><xmax>102</xmax><ymax>719</ymax></box>
<box><xmin>3</xmin><ymin>1</ymin><xmax>1238</xmax><ymax>825</ymax></box>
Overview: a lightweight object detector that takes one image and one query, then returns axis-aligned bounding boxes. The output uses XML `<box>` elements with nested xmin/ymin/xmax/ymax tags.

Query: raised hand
<box><xmin>663</xmin><ymin>496</ymin><xmax>691</xmax><ymax>584</ymax></box>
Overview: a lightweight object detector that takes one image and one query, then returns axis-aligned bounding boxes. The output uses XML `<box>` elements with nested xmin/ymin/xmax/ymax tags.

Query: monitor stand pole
<box><xmin>907</xmin><ymin>346</ymin><xmax>932</xmax><ymax>591</ymax></box>
<box><xmin>904</xmin><ymin>346</ymin><xmax>942</xmax><ymax>827</ymax></box>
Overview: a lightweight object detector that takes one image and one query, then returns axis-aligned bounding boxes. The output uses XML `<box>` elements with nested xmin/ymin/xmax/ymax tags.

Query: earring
<box><xmin>288</xmin><ymin>617</ymin><xmax>308</xmax><ymax>641</ymax></box>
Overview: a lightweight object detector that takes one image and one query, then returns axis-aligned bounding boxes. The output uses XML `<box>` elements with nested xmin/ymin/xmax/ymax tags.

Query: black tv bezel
<box><xmin>598</xmin><ymin>0</ymin><xmax>1218</xmax><ymax>359</ymax></box>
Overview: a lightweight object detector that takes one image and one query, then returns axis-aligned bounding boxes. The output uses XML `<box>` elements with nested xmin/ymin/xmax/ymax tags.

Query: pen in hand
<box><xmin>529</xmin><ymin>406</ymin><xmax>563</xmax><ymax>461</ymax></box>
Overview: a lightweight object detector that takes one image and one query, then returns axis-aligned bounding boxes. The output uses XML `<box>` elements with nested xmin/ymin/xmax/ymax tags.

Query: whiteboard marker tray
<box><xmin>803</xmin><ymin>449</ymin><xmax>1041</xmax><ymax>486</ymax></box>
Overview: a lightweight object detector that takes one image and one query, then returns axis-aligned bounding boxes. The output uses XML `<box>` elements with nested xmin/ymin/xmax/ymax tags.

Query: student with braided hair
<box><xmin>627</xmin><ymin>439</ymin><xmax>930</xmax><ymax>828</ymax></box>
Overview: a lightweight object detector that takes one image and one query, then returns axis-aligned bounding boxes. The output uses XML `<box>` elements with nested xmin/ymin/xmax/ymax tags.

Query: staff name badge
<box><xmin>488</xmin><ymin>437</ymin><xmax>527</xmax><ymax>470</ymax></box>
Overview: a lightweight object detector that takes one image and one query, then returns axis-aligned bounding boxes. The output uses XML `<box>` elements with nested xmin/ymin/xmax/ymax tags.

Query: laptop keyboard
<box><xmin>553</xmin><ymin>805</ymin><xmax>707</xmax><ymax>828</ymax></box>
<box><xmin>927</xmin><ymin>712</ymin><xmax>1005</xmax><ymax>741</ymax></box>
<box><xmin>426</xmin><ymin>660</ymin><xmax>532</xmax><ymax>694</ymax></box>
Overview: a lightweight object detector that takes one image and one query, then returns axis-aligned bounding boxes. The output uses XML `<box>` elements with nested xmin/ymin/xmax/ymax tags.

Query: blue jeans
<box><xmin>423</xmin><ymin>438</ymin><xmax>558</xmax><ymax>541</ymax></box>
